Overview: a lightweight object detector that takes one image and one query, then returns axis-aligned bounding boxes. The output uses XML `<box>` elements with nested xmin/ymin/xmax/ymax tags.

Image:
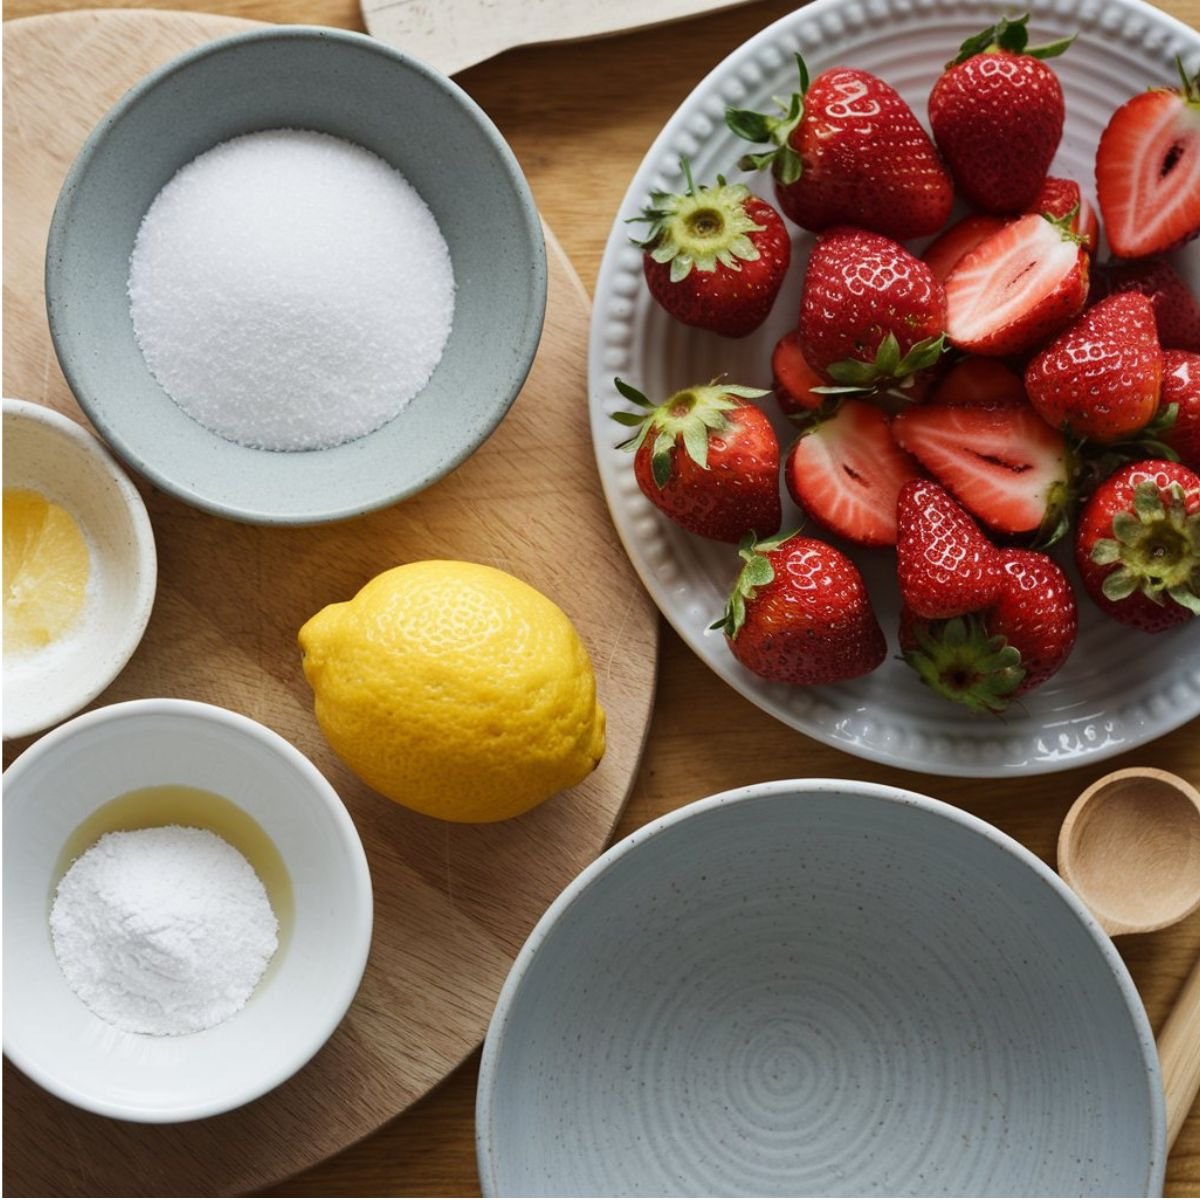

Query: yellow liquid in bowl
<box><xmin>3</xmin><ymin>487</ymin><xmax>91</xmax><ymax>655</ymax></box>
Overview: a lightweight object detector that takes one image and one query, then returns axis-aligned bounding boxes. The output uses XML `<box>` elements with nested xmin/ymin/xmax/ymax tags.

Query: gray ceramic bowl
<box><xmin>45</xmin><ymin>27</ymin><xmax>546</xmax><ymax>525</ymax></box>
<box><xmin>477</xmin><ymin>780</ymin><xmax>1165</xmax><ymax>1197</ymax></box>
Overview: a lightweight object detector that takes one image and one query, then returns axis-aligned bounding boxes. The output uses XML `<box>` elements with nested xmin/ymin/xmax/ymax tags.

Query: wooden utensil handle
<box><xmin>1161</xmin><ymin>954</ymin><xmax>1200</xmax><ymax>1149</ymax></box>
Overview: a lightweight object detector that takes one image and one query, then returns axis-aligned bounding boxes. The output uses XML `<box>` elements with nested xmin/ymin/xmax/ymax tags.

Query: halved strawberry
<box><xmin>893</xmin><ymin>399</ymin><xmax>1071</xmax><ymax>541</ymax></box>
<box><xmin>1096</xmin><ymin>62</ymin><xmax>1200</xmax><ymax>259</ymax></box>
<box><xmin>772</xmin><ymin>330</ymin><xmax>826</xmax><ymax>416</ymax></box>
<box><xmin>944</xmin><ymin>212</ymin><xmax>1089</xmax><ymax>356</ymax></box>
<box><xmin>784</xmin><ymin>400</ymin><xmax>920</xmax><ymax>546</ymax></box>
<box><xmin>921</xmin><ymin>214</ymin><xmax>1009</xmax><ymax>283</ymax></box>
<box><xmin>931</xmin><ymin>357</ymin><xmax>1027</xmax><ymax>407</ymax></box>
<box><xmin>1026</xmin><ymin>176</ymin><xmax>1099</xmax><ymax>254</ymax></box>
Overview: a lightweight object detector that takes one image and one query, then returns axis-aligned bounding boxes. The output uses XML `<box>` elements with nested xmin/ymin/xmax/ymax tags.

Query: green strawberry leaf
<box><xmin>614</xmin><ymin>377</ymin><xmax>653</xmax><ymax>407</ymax></box>
<box><xmin>725</xmin><ymin>109</ymin><xmax>774</xmax><ymax>143</ymax></box>
<box><xmin>1026</xmin><ymin>33</ymin><xmax>1076</xmax><ymax>59</ymax></box>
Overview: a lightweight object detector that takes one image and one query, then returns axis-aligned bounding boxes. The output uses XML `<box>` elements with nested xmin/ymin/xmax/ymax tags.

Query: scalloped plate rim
<box><xmin>587</xmin><ymin>0</ymin><xmax>1200</xmax><ymax>778</ymax></box>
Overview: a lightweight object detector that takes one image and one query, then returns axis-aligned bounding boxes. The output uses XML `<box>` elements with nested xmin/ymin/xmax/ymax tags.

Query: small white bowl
<box><xmin>2</xmin><ymin>698</ymin><xmax>374</xmax><ymax>1122</ymax></box>
<box><xmin>3</xmin><ymin>399</ymin><xmax>157</xmax><ymax>740</ymax></box>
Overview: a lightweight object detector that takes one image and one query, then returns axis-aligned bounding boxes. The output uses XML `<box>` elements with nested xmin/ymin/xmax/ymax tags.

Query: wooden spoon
<box><xmin>361</xmin><ymin>0</ymin><xmax>756</xmax><ymax>76</ymax></box>
<box><xmin>1057</xmin><ymin>766</ymin><xmax>1200</xmax><ymax>1150</ymax></box>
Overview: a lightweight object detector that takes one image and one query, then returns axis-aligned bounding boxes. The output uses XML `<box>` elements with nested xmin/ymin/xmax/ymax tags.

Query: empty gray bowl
<box><xmin>477</xmin><ymin>779</ymin><xmax>1165</xmax><ymax>1197</ymax></box>
<box><xmin>45</xmin><ymin>27</ymin><xmax>546</xmax><ymax>524</ymax></box>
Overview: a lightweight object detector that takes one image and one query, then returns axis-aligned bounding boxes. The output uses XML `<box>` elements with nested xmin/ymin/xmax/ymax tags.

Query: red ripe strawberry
<box><xmin>896</xmin><ymin>479</ymin><xmax>1004</xmax><ymax>619</ymax></box>
<box><xmin>929</xmin><ymin>14</ymin><xmax>1073</xmax><ymax>213</ymax></box>
<box><xmin>725</xmin><ymin>55</ymin><xmax>953</xmax><ymax>241</ymax></box>
<box><xmin>1095</xmin><ymin>62</ymin><xmax>1200</xmax><ymax>259</ymax></box>
<box><xmin>1075</xmin><ymin>459</ymin><xmax>1200</xmax><ymax>631</ymax></box>
<box><xmin>799</xmin><ymin>227</ymin><xmax>947</xmax><ymax>390</ymax></box>
<box><xmin>784</xmin><ymin>400</ymin><xmax>920</xmax><ymax>546</ymax></box>
<box><xmin>1025</xmin><ymin>176</ymin><xmax>1099</xmax><ymax>255</ymax></box>
<box><xmin>715</xmin><ymin>530</ymin><xmax>886</xmax><ymax>685</ymax></box>
<box><xmin>921</xmin><ymin>214</ymin><xmax>1008</xmax><ymax>283</ymax></box>
<box><xmin>771</xmin><ymin>330</ymin><xmax>826</xmax><ymax>416</ymax></box>
<box><xmin>633</xmin><ymin>161</ymin><xmax>790</xmax><ymax>338</ymax></box>
<box><xmin>1088</xmin><ymin>258</ymin><xmax>1200</xmax><ymax>353</ymax></box>
<box><xmin>944</xmin><ymin>213</ymin><xmax>1089</xmax><ymax>357</ymax></box>
<box><xmin>892</xmin><ymin>399</ymin><xmax>1071</xmax><ymax>541</ymax></box>
<box><xmin>931</xmin><ymin>357</ymin><xmax>1027</xmax><ymax>407</ymax></box>
<box><xmin>612</xmin><ymin>379</ymin><xmax>781</xmax><ymax>543</ymax></box>
<box><xmin>899</xmin><ymin>548</ymin><xmax>1077</xmax><ymax>712</ymax></box>
<box><xmin>1025</xmin><ymin>293</ymin><xmax>1163</xmax><ymax>442</ymax></box>
<box><xmin>1161</xmin><ymin>350</ymin><xmax>1200</xmax><ymax>470</ymax></box>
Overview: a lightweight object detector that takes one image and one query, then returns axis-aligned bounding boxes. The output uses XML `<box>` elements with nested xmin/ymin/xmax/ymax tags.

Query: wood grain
<box><xmin>2</xmin><ymin>10</ymin><xmax>657</xmax><ymax>1196</ymax></box>
<box><xmin>3</xmin><ymin>0</ymin><xmax>1199</xmax><ymax>1197</ymax></box>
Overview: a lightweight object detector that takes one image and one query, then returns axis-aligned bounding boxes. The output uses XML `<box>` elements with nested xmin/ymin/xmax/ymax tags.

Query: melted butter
<box><xmin>54</xmin><ymin>785</ymin><xmax>294</xmax><ymax>983</ymax></box>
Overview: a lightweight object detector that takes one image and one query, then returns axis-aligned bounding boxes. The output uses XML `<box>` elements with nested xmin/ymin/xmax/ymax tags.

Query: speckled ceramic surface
<box><xmin>587</xmin><ymin>0</ymin><xmax>1200</xmax><ymax>774</ymax></box>
<box><xmin>45</xmin><ymin>26</ymin><xmax>546</xmax><ymax>525</ymax></box>
<box><xmin>477</xmin><ymin>780</ymin><xmax>1165</xmax><ymax>1197</ymax></box>
<box><xmin>2</xmin><ymin>399</ymin><xmax>157</xmax><ymax>739</ymax></box>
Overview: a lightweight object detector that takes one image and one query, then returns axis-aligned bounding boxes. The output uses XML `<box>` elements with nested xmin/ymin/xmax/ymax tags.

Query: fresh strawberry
<box><xmin>921</xmin><ymin>214</ymin><xmax>1008</xmax><ymax>283</ymax></box>
<box><xmin>1095</xmin><ymin>62</ymin><xmax>1200</xmax><ymax>259</ymax></box>
<box><xmin>1160</xmin><ymin>350</ymin><xmax>1200</xmax><ymax>471</ymax></box>
<box><xmin>944</xmin><ymin>212</ymin><xmax>1089</xmax><ymax>357</ymax></box>
<box><xmin>1025</xmin><ymin>293</ymin><xmax>1163</xmax><ymax>442</ymax></box>
<box><xmin>899</xmin><ymin>548</ymin><xmax>1077</xmax><ymax>712</ymax></box>
<box><xmin>799</xmin><ymin>227</ymin><xmax>946</xmax><ymax>391</ymax></box>
<box><xmin>1088</xmin><ymin>258</ymin><xmax>1200</xmax><ymax>352</ymax></box>
<box><xmin>771</xmin><ymin>330</ymin><xmax>826</xmax><ymax>416</ymax></box>
<box><xmin>726</xmin><ymin>55</ymin><xmax>953</xmax><ymax>241</ymax></box>
<box><xmin>896</xmin><ymin>479</ymin><xmax>1004</xmax><ymax>619</ymax></box>
<box><xmin>612</xmin><ymin>379</ymin><xmax>781</xmax><ymax>543</ymax></box>
<box><xmin>892</xmin><ymin>399</ymin><xmax>1071</xmax><ymax>541</ymax></box>
<box><xmin>929</xmin><ymin>14</ymin><xmax>1073</xmax><ymax>213</ymax></box>
<box><xmin>1025</xmin><ymin>176</ymin><xmax>1099</xmax><ymax>254</ymax></box>
<box><xmin>931</xmin><ymin>357</ymin><xmax>1027</xmax><ymax>408</ymax></box>
<box><xmin>632</xmin><ymin>161</ymin><xmax>790</xmax><ymax>338</ymax></box>
<box><xmin>715</xmin><ymin>530</ymin><xmax>886</xmax><ymax>684</ymax></box>
<box><xmin>784</xmin><ymin>400</ymin><xmax>921</xmax><ymax>546</ymax></box>
<box><xmin>1075</xmin><ymin>459</ymin><xmax>1200</xmax><ymax>631</ymax></box>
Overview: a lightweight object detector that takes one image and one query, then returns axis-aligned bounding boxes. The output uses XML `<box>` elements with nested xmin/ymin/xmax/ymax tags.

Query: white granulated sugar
<box><xmin>127</xmin><ymin>128</ymin><xmax>455</xmax><ymax>452</ymax></box>
<box><xmin>50</xmin><ymin>826</ymin><xmax>279</xmax><ymax>1036</ymax></box>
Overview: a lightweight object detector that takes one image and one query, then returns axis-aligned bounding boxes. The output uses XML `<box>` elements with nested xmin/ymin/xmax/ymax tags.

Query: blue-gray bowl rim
<box><xmin>475</xmin><ymin>777</ymin><xmax>1167</xmax><ymax>1197</ymax></box>
<box><xmin>44</xmin><ymin>24</ymin><xmax>548</xmax><ymax>526</ymax></box>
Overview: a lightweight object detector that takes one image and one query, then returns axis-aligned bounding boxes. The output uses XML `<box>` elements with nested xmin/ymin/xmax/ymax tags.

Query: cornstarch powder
<box><xmin>49</xmin><ymin>826</ymin><xmax>279</xmax><ymax>1036</ymax></box>
<box><xmin>127</xmin><ymin>128</ymin><xmax>456</xmax><ymax>452</ymax></box>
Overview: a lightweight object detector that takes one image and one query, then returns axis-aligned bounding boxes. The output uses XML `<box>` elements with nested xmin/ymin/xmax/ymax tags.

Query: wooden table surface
<box><xmin>5</xmin><ymin>0</ymin><xmax>1200</xmax><ymax>1195</ymax></box>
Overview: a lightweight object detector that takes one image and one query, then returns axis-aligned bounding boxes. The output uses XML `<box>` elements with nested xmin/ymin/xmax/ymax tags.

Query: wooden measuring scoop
<box><xmin>1058</xmin><ymin>766</ymin><xmax>1200</xmax><ymax>1149</ymax></box>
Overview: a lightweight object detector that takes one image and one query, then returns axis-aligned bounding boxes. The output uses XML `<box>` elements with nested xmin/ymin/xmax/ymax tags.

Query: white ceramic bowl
<box><xmin>2</xmin><ymin>399</ymin><xmax>157</xmax><ymax>740</ymax></box>
<box><xmin>477</xmin><ymin>780</ymin><xmax>1165</xmax><ymax>1196</ymax></box>
<box><xmin>587</xmin><ymin>0</ymin><xmax>1200</xmax><ymax>774</ymax></box>
<box><xmin>2</xmin><ymin>698</ymin><xmax>373</xmax><ymax>1122</ymax></box>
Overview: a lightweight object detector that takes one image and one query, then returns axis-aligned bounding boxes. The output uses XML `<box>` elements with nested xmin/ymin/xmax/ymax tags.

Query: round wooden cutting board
<box><xmin>1</xmin><ymin>11</ymin><xmax>658</xmax><ymax>1195</ymax></box>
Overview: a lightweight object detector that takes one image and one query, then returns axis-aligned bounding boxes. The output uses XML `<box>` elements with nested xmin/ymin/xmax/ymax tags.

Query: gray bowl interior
<box><xmin>46</xmin><ymin>28</ymin><xmax>546</xmax><ymax>524</ymax></box>
<box><xmin>480</xmin><ymin>786</ymin><xmax>1164</xmax><ymax>1197</ymax></box>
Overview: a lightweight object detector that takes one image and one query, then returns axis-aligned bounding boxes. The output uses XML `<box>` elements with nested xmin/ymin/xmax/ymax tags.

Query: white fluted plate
<box><xmin>587</xmin><ymin>0</ymin><xmax>1200</xmax><ymax>775</ymax></box>
<box><xmin>477</xmin><ymin>780</ymin><xmax>1165</xmax><ymax>1196</ymax></box>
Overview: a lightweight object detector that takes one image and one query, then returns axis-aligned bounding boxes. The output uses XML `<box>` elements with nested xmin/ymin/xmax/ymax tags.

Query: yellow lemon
<box><xmin>3</xmin><ymin>488</ymin><xmax>91</xmax><ymax>655</ymax></box>
<box><xmin>298</xmin><ymin>560</ymin><xmax>606</xmax><ymax>823</ymax></box>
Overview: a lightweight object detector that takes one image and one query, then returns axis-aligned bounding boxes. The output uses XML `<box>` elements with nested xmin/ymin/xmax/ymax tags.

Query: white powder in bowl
<box><xmin>127</xmin><ymin>128</ymin><xmax>456</xmax><ymax>452</ymax></box>
<box><xmin>49</xmin><ymin>825</ymin><xmax>279</xmax><ymax>1036</ymax></box>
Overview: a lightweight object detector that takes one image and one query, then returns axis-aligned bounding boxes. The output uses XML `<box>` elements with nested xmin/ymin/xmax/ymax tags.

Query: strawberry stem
<box><xmin>1091</xmin><ymin>480</ymin><xmax>1200</xmax><ymax>612</ymax></box>
<box><xmin>903</xmin><ymin>614</ymin><xmax>1025</xmax><ymax>714</ymax></box>
<box><xmin>725</xmin><ymin>54</ymin><xmax>808</xmax><ymax>185</ymax></box>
